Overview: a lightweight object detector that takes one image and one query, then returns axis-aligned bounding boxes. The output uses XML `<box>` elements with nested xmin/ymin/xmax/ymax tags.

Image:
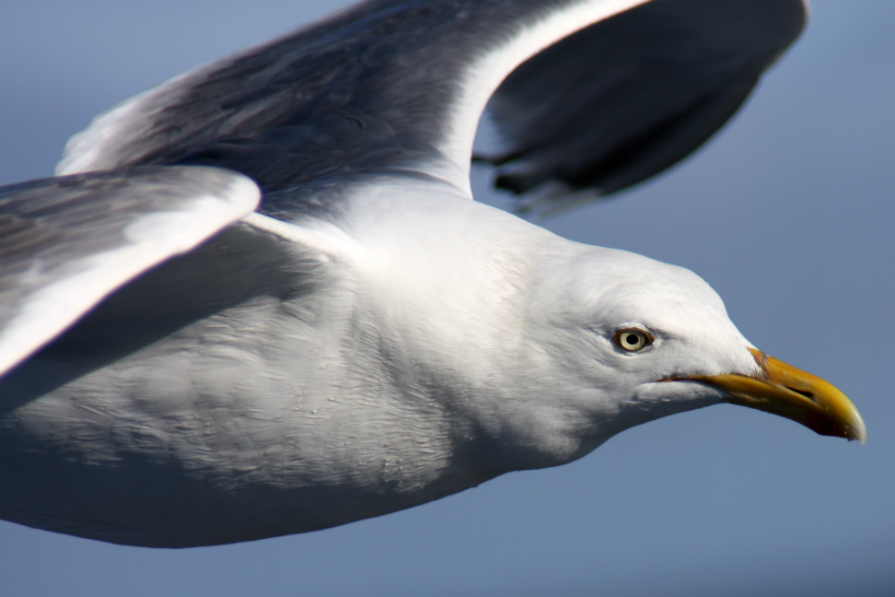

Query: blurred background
<box><xmin>1</xmin><ymin>1</ymin><xmax>892</xmax><ymax>596</ymax></box>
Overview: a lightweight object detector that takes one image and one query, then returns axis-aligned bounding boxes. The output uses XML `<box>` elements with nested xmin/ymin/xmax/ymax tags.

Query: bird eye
<box><xmin>615</xmin><ymin>329</ymin><xmax>652</xmax><ymax>352</ymax></box>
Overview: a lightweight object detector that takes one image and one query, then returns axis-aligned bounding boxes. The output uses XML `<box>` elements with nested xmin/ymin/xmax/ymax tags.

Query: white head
<box><xmin>463</xmin><ymin>244</ymin><xmax>864</xmax><ymax>473</ymax></box>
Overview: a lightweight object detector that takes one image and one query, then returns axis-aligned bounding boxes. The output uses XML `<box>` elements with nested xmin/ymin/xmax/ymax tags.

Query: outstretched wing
<box><xmin>57</xmin><ymin>0</ymin><xmax>806</xmax><ymax>216</ymax></box>
<box><xmin>2</xmin><ymin>0</ymin><xmax>806</xmax><ymax>374</ymax></box>
<box><xmin>0</xmin><ymin>167</ymin><xmax>259</xmax><ymax>376</ymax></box>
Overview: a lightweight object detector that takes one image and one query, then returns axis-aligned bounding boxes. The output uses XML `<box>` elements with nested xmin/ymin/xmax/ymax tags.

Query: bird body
<box><xmin>1</xmin><ymin>184</ymin><xmax>737</xmax><ymax>546</ymax></box>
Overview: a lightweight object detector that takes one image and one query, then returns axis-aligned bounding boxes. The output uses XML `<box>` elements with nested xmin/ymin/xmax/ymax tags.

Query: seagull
<box><xmin>0</xmin><ymin>0</ymin><xmax>865</xmax><ymax>548</ymax></box>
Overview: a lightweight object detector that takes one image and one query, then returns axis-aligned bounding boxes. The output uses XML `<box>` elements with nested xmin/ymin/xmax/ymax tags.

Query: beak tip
<box><xmin>851</xmin><ymin>417</ymin><xmax>867</xmax><ymax>445</ymax></box>
<box><xmin>847</xmin><ymin>432</ymin><xmax>866</xmax><ymax>445</ymax></box>
<box><xmin>838</xmin><ymin>399</ymin><xmax>867</xmax><ymax>445</ymax></box>
<box><xmin>812</xmin><ymin>393</ymin><xmax>866</xmax><ymax>444</ymax></box>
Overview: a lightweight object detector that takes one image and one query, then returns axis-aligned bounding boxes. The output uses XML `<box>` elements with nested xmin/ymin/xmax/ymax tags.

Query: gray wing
<box><xmin>0</xmin><ymin>167</ymin><xmax>259</xmax><ymax>376</ymax></box>
<box><xmin>1</xmin><ymin>0</ymin><xmax>807</xmax><ymax>375</ymax></box>
<box><xmin>56</xmin><ymin>0</ymin><xmax>806</xmax><ymax>216</ymax></box>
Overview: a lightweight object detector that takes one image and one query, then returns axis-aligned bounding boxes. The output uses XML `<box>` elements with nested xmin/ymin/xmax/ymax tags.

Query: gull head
<box><xmin>498</xmin><ymin>246</ymin><xmax>866</xmax><ymax>469</ymax></box>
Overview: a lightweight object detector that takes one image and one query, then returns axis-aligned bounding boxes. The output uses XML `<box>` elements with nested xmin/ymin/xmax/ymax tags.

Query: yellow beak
<box><xmin>684</xmin><ymin>348</ymin><xmax>866</xmax><ymax>443</ymax></box>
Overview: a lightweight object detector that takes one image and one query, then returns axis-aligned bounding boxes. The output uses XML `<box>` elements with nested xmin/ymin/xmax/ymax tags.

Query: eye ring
<box><xmin>614</xmin><ymin>328</ymin><xmax>653</xmax><ymax>352</ymax></box>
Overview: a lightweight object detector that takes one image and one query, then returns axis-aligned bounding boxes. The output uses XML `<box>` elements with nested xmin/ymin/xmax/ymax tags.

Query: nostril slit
<box><xmin>786</xmin><ymin>386</ymin><xmax>814</xmax><ymax>400</ymax></box>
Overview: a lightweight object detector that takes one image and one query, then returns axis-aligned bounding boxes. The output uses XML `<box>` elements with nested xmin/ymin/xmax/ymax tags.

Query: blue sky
<box><xmin>1</xmin><ymin>1</ymin><xmax>893</xmax><ymax>596</ymax></box>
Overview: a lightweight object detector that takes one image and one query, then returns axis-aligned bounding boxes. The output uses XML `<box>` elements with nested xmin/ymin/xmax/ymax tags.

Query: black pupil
<box><xmin>625</xmin><ymin>334</ymin><xmax>639</xmax><ymax>345</ymax></box>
